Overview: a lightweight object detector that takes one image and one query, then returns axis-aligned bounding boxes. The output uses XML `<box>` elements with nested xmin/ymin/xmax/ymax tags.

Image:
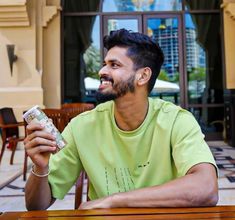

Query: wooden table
<box><xmin>1</xmin><ymin>206</ymin><xmax>235</xmax><ymax>219</ymax></box>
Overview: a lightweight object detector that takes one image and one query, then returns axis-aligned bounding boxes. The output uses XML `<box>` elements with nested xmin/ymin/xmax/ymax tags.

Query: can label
<box><xmin>23</xmin><ymin>105</ymin><xmax>67</xmax><ymax>151</ymax></box>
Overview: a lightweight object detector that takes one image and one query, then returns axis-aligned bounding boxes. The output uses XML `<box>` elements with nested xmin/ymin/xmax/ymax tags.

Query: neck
<box><xmin>114</xmin><ymin>94</ymin><xmax>149</xmax><ymax>131</ymax></box>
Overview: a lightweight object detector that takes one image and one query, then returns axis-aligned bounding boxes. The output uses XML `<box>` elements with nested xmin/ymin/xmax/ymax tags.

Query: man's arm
<box><xmin>79</xmin><ymin>163</ymin><xmax>218</xmax><ymax>209</ymax></box>
<box><xmin>25</xmin><ymin>166</ymin><xmax>55</xmax><ymax>210</ymax></box>
<box><xmin>24</xmin><ymin>123</ymin><xmax>57</xmax><ymax>210</ymax></box>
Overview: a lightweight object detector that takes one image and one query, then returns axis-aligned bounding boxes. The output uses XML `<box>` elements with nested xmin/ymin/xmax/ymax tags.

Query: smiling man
<box><xmin>24</xmin><ymin>29</ymin><xmax>218</xmax><ymax>210</ymax></box>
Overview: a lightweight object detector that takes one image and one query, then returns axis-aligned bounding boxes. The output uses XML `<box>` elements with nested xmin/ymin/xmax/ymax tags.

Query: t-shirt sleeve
<box><xmin>48</xmin><ymin>123</ymin><xmax>83</xmax><ymax>200</ymax></box>
<box><xmin>171</xmin><ymin>110</ymin><xmax>217</xmax><ymax>177</ymax></box>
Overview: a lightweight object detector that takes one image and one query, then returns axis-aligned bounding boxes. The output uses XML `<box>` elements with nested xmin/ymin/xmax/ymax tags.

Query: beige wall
<box><xmin>0</xmin><ymin>0</ymin><xmax>61</xmax><ymax>122</ymax></box>
<box><xmin>0</xmin><ymin>0</ymin><xmax>42</xmax><ymax>121</ymax></box>
<box><xmin>222</xmin><ymin>0</ymin><xmax>235</xmax><ymax>89</ymax></box>
<box><xmin>42</xmin><ymin>0</ymin><xmax>61</xmax><ymax>108</ymax></box>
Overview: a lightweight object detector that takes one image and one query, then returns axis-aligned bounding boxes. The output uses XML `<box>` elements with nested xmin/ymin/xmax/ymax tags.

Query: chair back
<box><xmin>62</xmin><ymin>108</ymin><xmax>87</xmax><ymax>125</ymax></box>
<box><xmin>42</xmin><ymin>109</ymin><xmax>66</xmax><ymax>133</ymax></box>
<box><xmin>0</xmin><ymin>107</ymin><xmax>19</xmax><ymax>138</ymax></box>
<box><xmin>61</xmin><ymin>103</ymin><xmax>94</xmax><ymax>112</ymax></box>
<box><xmin>61</xmin><ymin>103</ymin><xmax>94</xmax><ymax>128</ymax></box>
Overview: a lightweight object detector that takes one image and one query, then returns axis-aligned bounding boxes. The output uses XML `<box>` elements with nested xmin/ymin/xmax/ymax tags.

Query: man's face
<box><xmin>96</xmin><ymin>46</ymin><xmax>137</xmax><ymax>103</ymax></box>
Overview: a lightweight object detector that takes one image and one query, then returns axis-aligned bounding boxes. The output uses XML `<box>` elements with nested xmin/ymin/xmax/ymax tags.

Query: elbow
<box><xmin>25</xmin><ymin>200</ymin><xmax>37</xmax><ymax>211</ymax></box>
<box><xmin>25</xmin><ymin>200</ymin><xmax>43</xmax><ymax>211</ymax></box>
<box><xmin>185</xmin><ymin>163</ymin><xmax>219</xmax><ymax>207</ymax></box>
<box><xmin>25</xmin><ymin>197</ymin><xmax>52</xmax><ymax>211</ymax></box>
<box><xmin>203</xmin><ymin>190</ymin><xmax>219</xmax><ymax>206</ymax></box>
<box><xmin>201</xmin><ymin>181</ymin><xmax>219</xmax><ymax>207</ymax></box>
<box><xmin>26</xmin><ymin>202</ymin><xmax>50</xmax><ymax>211</ymax></box>
<box><xmin>190</xmin><ymin>186</ymin><xmax>219</xmax><ymax>207</ymax></box>
<box><xmin>26</xmin><ymin>204</ymin><xmax>37</xmax><ymax>211</ymax></box>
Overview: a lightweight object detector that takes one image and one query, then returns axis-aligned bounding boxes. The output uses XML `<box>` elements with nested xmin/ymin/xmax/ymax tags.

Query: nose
<box><xmin>98</xmin><ymin>65</ymin><xmax>108</xmax><ymax>77</ymax></box>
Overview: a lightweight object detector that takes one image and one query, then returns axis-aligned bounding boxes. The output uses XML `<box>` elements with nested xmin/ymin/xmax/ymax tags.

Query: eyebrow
<box><xmin>103</xmin><ymin>59</ymin><xmax>123</xmax><ymax>66</ymax></box>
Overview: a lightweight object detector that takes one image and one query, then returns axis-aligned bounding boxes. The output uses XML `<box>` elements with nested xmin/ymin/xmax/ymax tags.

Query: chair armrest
<box><xmin>0</xmin><ymin>121</ymin><xmax>24</xmax><ymax>129</ymax></box>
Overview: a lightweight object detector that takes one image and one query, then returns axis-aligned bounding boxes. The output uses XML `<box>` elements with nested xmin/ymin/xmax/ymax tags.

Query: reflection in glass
<box><xmin>184</xmin><ymin>0</ymin><xmax>220</xmax><ymax>10</ymax></box>
<box><xmin>63</xmin><ymin>0</ymin><xmax>101</xmax><ymax>12</ymax></box>
<box><xmin>186</xmin><ymin>13</ymin><xmax>224</xmax><ymax>135</ymax></box>
<box><xmin>107</xmin><ymin>19</ymin><xmax>138</xmax><ymax>33</ymax></box>
<box><xmin>185</xmin><ymin>14</ymin><xmax>206</xmax><ymax>103</ymax></box>
<box><xmin>190</xmin><ymin>107</ymin><xmax>224</xmax><ymax>135</ymax></box>
<box><xmin>64</xmin><ymin>16</ymin><xmax>100</xmax><ymax>103</ymax></box>
<box><xmin>147</xmin><ymin>17</ymin><xmax>180</xmax><ymax>104</ymax></box>
<box><xmin>186</xmin><ymin>14</ymin><xmax>223</xmax><ymax>105</ymax></box>
<box><xmin>102</xmin><ymin>0</ymin><xmax>182</xmax><ymax>12</ymax></box>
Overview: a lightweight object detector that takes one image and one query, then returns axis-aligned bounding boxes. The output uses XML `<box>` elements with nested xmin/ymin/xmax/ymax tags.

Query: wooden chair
<box><xmin>61</xmin><ymin>103</ymin><xmax>94</xmax><ymax>113</ymax></box>
<box><xmin>74</xmin><ymin>171</ymin><xmax>89</xmax><ymax>209</ymax></box>
<box><xmin>0</xmin><ymin>107</ymin><xmax>25</xmax><ymax>165</ymax></box>
<box><xmin>42</xmin><ymin>109</ymin><xmax>66</xmax><ymax>133</ymax></box>
<box><xmin>61</xmin><ymin>103</ymin><xmax>94</xmax><ymax>130</ymax></box>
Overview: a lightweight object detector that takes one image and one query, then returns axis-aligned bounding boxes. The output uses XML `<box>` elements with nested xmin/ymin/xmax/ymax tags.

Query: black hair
<box><xmin>103</xmin><ymin>28</ymin><xmax>164</xmax><ymax>93</ymax></box>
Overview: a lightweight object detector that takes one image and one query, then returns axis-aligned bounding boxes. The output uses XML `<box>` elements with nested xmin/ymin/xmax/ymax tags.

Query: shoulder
<box><xmin>149</xmin><ymin>98</ymin><xmax>198</xmax><ymax>131</ymax></box>
<box><xmin>150</xmin><ymin>98</ymin><xmax>186</xmax><ymax>121</ymax></box>
<box><xmin>151</xmin><ymin>98</ymin><xmax>194</xmax><ymax>119</ymax></box>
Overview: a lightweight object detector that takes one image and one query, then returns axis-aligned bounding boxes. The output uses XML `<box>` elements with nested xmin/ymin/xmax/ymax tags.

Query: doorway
<box><xmin>63</xmin><ymin>9</ymin><xmax>224</xmax><ymax>140</ymax></box>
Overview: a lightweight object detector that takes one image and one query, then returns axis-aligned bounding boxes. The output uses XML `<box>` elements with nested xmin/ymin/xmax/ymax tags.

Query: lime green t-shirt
<box><xmin>48</xmin><ymin>98</ymin><xmax>216</xmax><ymax>200</ymax></box>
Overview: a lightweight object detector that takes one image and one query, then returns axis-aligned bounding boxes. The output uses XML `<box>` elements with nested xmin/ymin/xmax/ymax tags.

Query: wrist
<box><xmin>31</xmin><ymin>164</ymin><xmax>50</xmax><ymax>177</ymax></box>
<box><xmin>34</xmin><ymin>165</ymin><xmax>49</xmax><ymax>174</ymax></box>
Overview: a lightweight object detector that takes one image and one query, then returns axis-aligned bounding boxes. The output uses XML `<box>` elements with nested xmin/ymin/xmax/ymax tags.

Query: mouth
<box><xmin>99</xmin><ymin>76</ymin><xmax>114</xmax><ymax>90</ymax></box>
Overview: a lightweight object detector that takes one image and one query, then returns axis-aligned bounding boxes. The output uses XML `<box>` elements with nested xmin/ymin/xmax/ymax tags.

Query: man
<box><xmin>24</xmin><ymin>29</ymin><xmax>218</xmax><ymax>210</ymax></box>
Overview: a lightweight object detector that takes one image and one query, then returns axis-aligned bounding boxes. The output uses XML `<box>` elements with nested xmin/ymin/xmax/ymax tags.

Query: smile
<box><xmin>99</xmin><ymin>76</ymin><xmax>114</xmax><ymax>89</ymax></box>
<box><xmin>101</xmin><ymin>80</ymin><xmax>112</xmax><ymax>86</ymax></box>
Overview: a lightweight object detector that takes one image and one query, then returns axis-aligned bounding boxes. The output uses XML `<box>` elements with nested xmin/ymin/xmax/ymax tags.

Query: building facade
<box><xmin>0</xmin><ymin>0</ymin><xmax>235</xmax><ymax>143</ymax></box>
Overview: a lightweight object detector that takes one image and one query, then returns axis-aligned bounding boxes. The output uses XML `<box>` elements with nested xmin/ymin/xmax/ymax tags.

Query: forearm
<box><xmin>111</xmin><ymin>164</ymin><xmax>218</xmax><ymax>208</ymax></box>
<box><xmin>79</xmin><ymin>164</ymin><xmax>218</xmax><ymax>210</ymax></box>
<box><xmin>25</xmin><ymin>167</ymin><xmax>54</xmax><ymax>210</ymax></box>
<box><xmin>112</xmin><ymin>174</ymin><xmax>217</xmax><ymax>208</ymax></box>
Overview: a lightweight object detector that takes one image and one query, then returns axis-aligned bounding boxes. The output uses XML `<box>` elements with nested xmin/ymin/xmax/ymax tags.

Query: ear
<box><xmin>136</xmin><ymin>67</ymin><xmax>152</xmax><ymax>86</ymax></box>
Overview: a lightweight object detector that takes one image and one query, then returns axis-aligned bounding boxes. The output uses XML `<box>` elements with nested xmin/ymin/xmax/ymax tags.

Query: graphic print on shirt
<box><xmin>104</xmin><ymin>166</ymin><xmax>135</xmax><ymax>195</ymax></box>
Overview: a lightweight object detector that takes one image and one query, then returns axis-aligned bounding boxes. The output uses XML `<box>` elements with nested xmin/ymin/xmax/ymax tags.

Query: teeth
<box><xmin>102</xmin><ymin>81</ymin><xmax>112</xmax><ymax>85</ymax></box>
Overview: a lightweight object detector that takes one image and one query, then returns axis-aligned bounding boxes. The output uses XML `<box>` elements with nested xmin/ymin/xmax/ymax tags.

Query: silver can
<box><xmin>23</xmin><ymin>105</ymin><xmax>66</xmax><ymax>151</ymax></box>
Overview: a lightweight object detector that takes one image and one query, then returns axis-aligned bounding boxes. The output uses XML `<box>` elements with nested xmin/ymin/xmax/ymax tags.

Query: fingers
<box><xmin>27</xmin><ymin>145</ymin><xmax>57</xmax><ymax>157</ymax></box>
<box><xmin>24</xmin><ymin>123</ymin><xmax>55</xmax><ymax>146</ymax></box>
<box><xmin>26</xmin><ymin>123</ymin><xmax>44</xmax><ymax>135</ymax></box>
<box><xmin>25</xmin><ymin>136</ymin><xmax>56</xmax><ymax>150</ymax></box>
<box><xmin>24</xmin><ymin>122</ymin><xmax>57</xmax><ymax>158</ymax></box>
<box><xmin>24</xmin><ymin>136</ymin><xmax>57</xmax><ymax>159</ymax></box>
<box><xmin>23</xmin><ymin>121</ymin><xmax>60</xmax><ymax>168</ymax></box>
<box><xmin>26</xmin><ymin>130</ymin><xmax>55</xmax><ymax>143</ymax></box>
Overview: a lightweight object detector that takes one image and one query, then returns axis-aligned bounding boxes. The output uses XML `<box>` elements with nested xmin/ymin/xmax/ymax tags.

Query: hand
<box><xmin>78</xmin><ymin>196</ymin><xmax>114</xmax><ymax>210</ymax></box>
<box><xmin>24</xmin><ymin>123</ymin><xmax>57</xmax><ymax>169</ymax></box>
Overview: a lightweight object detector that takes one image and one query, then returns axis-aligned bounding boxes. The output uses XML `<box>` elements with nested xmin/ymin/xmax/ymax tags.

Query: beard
<box><xmin>95</xmin><ymin>74</ymin><xmax>136</xmax><ymax>103</ymax></box>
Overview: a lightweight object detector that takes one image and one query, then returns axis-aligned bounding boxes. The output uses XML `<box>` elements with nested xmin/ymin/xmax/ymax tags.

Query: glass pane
<box><xmin>63</xmin><ymin>0</ymin><xmax>101</xmax><ymax>12</ymax></box>
<box><xmin>147</xmin><ymin>17</ymin><xmax>180</xmax><ymax>104</ymax></box>
<box><xmin>64</xmin><ymin>16</ymin><xmax>101</xmax><ymax>104</ymax></box>
<box><xmin>186</xmin><ymin>14</ymin><xmax>223</xmax><ymax>105</ymax></box>
<box><xmin>107</xmin><ymin>19</ymin><xmax>138</xmax><ymax>33</ymax></box>
<box><xmin>102</xmin><ymin>0</ymin><xmax>182</xmax><ymax>12</ymax></box>
<box><xmin>189</xmin><ymin>107</ymin><xmax>224</xmax><ymax>135</ymax></box>
<box><xmin>185</xmin><ymin>0</ymin><xmax>220</xmax><ymax>10</ymax></box>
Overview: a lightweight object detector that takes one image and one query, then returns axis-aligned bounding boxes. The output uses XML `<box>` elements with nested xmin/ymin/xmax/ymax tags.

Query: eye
<box><xmin>111</xmin><ymin>63</ymin><xmax>119</xmax><ymax>68</ymax></box>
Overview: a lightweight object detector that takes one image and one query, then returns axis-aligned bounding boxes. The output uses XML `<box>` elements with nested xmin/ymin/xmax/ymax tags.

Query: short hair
<box><xmin>103</xmin><ymin>29</ymin><xmax>164</xmax><ymax>93</ymax></box>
